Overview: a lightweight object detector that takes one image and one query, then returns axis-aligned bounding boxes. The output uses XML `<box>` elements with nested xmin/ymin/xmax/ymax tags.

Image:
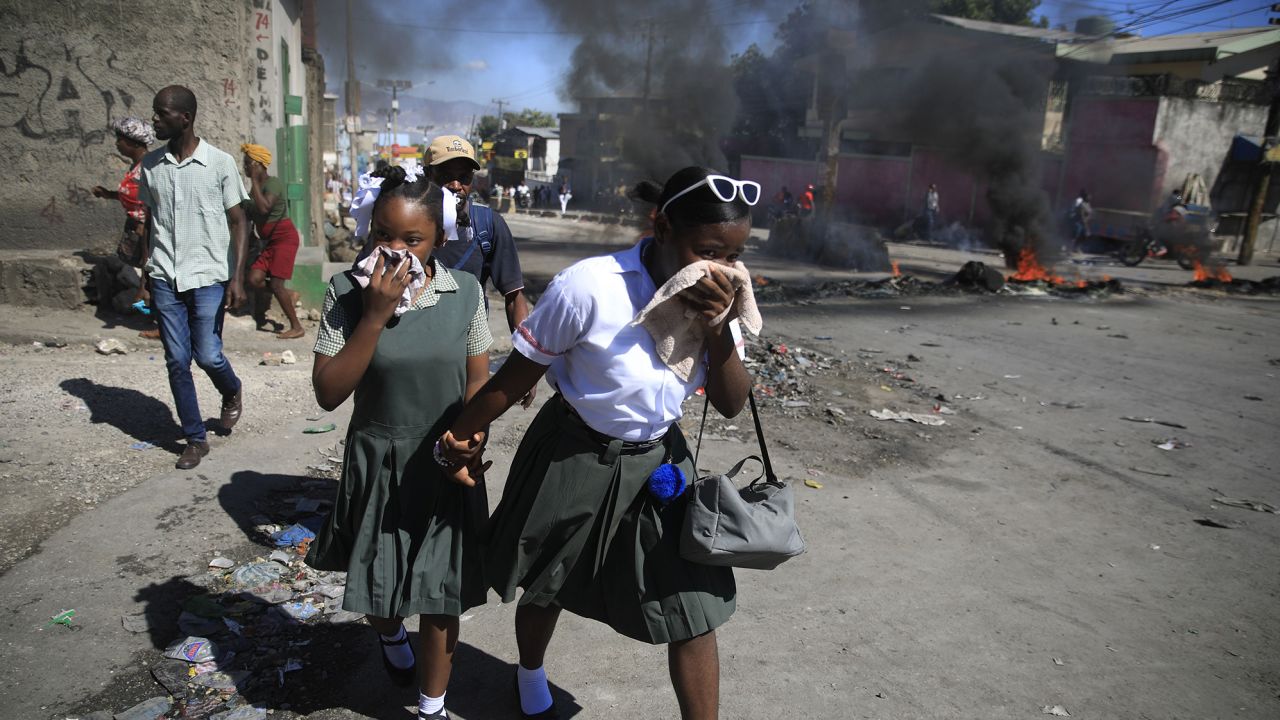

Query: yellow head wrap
<box><xmin>240</xmin><ymin>143</ymin><xmax>271</xmax><ymax>167</ymax></box>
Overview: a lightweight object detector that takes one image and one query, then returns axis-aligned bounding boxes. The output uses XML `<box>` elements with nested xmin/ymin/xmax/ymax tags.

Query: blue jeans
<box><xmin>151</xmin><ymin>278</ymin><xmax>241</xmax><ymax>443</ymax></box>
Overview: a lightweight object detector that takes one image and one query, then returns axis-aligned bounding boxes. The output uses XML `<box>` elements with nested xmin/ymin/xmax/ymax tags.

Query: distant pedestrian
<box><xmin>139</xmin><ymin>86</ymin><xmax>249</xmax><ymax>470</ymax></box>
<box><xmin>1071</xmin><ymin>190</ymin><xmax>1092</xmax><ymax>252</ymax></box>
<box><xmin>798</xmin><ymin>183</ymin><xmax>815</xmax><ymax>217</ymax></box>
<box><xmin>241</xmin><ymin>143</ymin><xmax>304</xmax><ymax>339</ymax></box>
<box><xmin>92</xmin><ymin>116</ymin><xmax>159</xmax><ymax>337</ymax></box>
<box><xmin>924</xmin><ymin>183</ymin><xmax>940</xmax><ymax>239</ymax></box>
<box><xmin>558</xmin><ymin>180</ymin><xmax>572</xmax><ymax>213</ymax></box>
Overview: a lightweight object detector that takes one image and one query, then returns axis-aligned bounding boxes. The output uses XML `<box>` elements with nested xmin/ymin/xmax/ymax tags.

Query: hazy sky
<box><xmin>315</xmin><ymin>0</ymin><xmax>1277</xmax><ymax>118</ymax></box>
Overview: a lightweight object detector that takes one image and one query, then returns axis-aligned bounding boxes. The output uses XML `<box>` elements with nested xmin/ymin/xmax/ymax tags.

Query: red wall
<box><xmin>835</xmin><ymin>155</ymin><xmax>912</xmax><ymax>226</ymax></box>
<box><xmin>1061</xmin><ymin>96</ymin><xmax>1162</xmax><ymax>213</ymax></box>
<box><xmin>739</xmin><ymin>156</ymin><xmax>820</xmax><ymax>203</ymax></box>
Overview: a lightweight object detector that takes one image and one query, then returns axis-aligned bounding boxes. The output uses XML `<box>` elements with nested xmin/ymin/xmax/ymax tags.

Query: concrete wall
<box><xmin>1154</xmin><ymin>96</ymin><xmax>1267</xmax><ymax>206</ymax></box>
<box><xmin>0</xmin><ymin>0</ymin><xmax>252</xmax><ymax>252</ymax></box>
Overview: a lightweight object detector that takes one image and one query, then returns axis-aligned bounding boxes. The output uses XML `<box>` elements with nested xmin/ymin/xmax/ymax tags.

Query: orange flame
<box><xmin>1191</xmin><ymin>260</ymin><xmax>1232</xmax><ymax>283</ymax></box>
<box><xmin>891</xmin><ymin>261</ymin><xmax>901</xmax><ymax>277</ymax></box>
<box><xmin>1009</xmin><ymin>248</ymin><xmax>1065</xmax><ymax>284</ymax></box>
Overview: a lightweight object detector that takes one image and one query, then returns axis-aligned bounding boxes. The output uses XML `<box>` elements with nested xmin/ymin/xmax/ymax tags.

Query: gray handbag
<box><xmin>680</xmin><ymin>392</ymin><xmax>806</xmax><ymax>570</ymax></box>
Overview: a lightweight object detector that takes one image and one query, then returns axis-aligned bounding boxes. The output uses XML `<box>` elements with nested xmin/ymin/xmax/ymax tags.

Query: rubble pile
<box><xmin>752</xmin><ymin>265</ymin><xmax>1123</xmax><ymax>304</ymax></box>
<box><xmin>1187</xmin><ymin>276</ymin><xmax>1280</xmax><ymax>294</ymax></box>
<box><xmin>744</xmin><ymin>340</ymin><xmax>843</xmax><ymax>407</ymax></box>
<box><xmin>106</xmin><ymin>456</ymin><xmax>356</xmax><ymax>720</ymax></box>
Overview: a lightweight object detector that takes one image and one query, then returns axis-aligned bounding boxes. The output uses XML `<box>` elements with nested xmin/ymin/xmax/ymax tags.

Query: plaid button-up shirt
<box><xmin>139</xmin><ymin>139</ymin><xmax>249</xmax><ymax>291</ymax></box>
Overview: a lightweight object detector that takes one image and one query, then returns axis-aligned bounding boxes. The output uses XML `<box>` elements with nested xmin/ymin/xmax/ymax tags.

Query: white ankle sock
<box><xmin>418</xmin><ymin>691</ymin><xmax>446</xmax><ymax>717</ymax></box>
<box><xmin>517</xmin><ymin>664</ymin><xmax>553</xmax><ymax>715</ymax></box>
<box><xmin>378</xmin><ymin>626</ymin><xmax>414</xmax><ymax>670</ymax></box>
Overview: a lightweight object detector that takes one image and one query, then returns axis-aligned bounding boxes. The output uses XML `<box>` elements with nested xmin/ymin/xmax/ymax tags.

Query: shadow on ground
<box><xmin>59</xmin><ymin>377</ymin><xmax>183</xmax><ymax>453</ymax></box>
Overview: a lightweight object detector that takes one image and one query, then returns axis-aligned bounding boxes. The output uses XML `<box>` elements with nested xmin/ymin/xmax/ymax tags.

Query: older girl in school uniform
<box><xmin>438</xmin><ymin>166</ymin><xmax>760</xmax><ymax>719</ymax></box>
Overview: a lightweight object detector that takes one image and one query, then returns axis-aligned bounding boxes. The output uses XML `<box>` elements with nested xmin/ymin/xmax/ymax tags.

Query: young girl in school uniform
<box><xmin>438</xmin><ymin>166</ymin><xmax>760</xmax><ymax>719</ymax></box>
<box><xmin>306</xmin><ymin>165</ymin><xmax>491</xmax><ymax>720</ymax></box>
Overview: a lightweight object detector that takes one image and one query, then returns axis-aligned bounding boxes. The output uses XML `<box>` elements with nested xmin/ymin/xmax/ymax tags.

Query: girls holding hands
<box><xmin>439</xmin><ymin>166</ymin><xmax>760</xmax><ymax>719</ymax></box>
<box><xmin>306</xmin><ymin>165</ymin><xmax>491</xmax><ymax>720</ymax></box>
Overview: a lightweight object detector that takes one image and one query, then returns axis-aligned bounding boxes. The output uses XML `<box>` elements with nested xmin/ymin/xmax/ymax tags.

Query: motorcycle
<box><xmin>1117</xmin><ymin>204</ymin><xmax>1214</xmax><ymax>269</ymax></box>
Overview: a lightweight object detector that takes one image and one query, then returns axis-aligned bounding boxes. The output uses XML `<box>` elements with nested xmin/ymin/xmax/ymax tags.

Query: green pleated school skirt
<box><xmin>485</xmin><ymin>394</ymin><xmax>736</xmax><ymax>644</ymax></box>
<box><xmin>306</xmin><ymin>418</ymin><xmax>489</xmax><ymax>619</ymax></box>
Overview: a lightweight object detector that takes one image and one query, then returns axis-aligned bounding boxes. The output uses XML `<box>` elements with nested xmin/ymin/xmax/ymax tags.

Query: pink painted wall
<box><xmin>739</xmin><ymin>156</ymin><xmax>820</xmax><ymax>203</ymax></box>
<box><xmin>835</xmin><ymin>155</ymin><xmax>912</xmax><ymax>225</ymax></box>
<box><xmin>1062</xmin><ymin>96</ymin><xmax>1162</xmax><ymax>214</ymax></box>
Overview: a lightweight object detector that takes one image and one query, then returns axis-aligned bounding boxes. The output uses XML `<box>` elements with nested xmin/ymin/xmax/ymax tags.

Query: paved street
<box><xmin>0</xmin><ymin>215</ymin><xmax>1277</xmax><ymax>719</ymax></box>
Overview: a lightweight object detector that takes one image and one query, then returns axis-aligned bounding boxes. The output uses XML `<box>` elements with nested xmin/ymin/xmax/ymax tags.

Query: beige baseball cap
<box><xmin>428</xmin><ymin>135</ymin><xmax>480</xmax><ymax>169</ymax></box>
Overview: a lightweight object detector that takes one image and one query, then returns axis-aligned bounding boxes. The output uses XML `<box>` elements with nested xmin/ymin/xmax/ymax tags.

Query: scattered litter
<box><xmin>869</xmin><ymin>409</ymin><xmax>947</xmax><ymax>426</ymax></box>
<box><xmin>1214</xmin><ymin>497</ymin><xmax>1278</xmax><ymax>514</ymax></box>
<box><xmin>1243</xmin><ymin>395</ymin><xmax>1262</xmax><ymax>401</ymax></box>
<box><xmin>259</xmin><ymin>352</ymin><xmax>282</xmax><ymax>366</ymax></box>
<box><xmin>208</xmin><ymin>557</ymin><xmax>235</xmax><ymax>570</ymax></box>
<box><xmin>1002</xmin><ymin>374</ymin><xmax>1021</xmax><ymax>379</ymax></box>
<box><xmin>1052</xmin><ymin>657</ymin><xmax>1065</xmax><ymax>666</ymax></box>
<box><xmin>268</xmin><ymin>550</ymin><xmax>292</xmax><ymax>564</ymax></box>
<box><xmin>814</xmin><ymin>335</ymin><xmax>832</xmax><ymax>340</ymax></box>
<box><xmin>279</xmin><ymin>349</ymin><xmax>298</xmax><ymax>365</ymax></box>
<box><xmin>47</xmin><ymin>608</ymin><xmax>76</xmax><ymax>629</ymax></box>
<box><xmin>303</xmin><ymin>423</ymin><xmax>337</xmax><ymax>434</ymax></box>
<box><xmin>163</xmin><ymin>636</ymin><xmax>217</xmax><ymax>663</ymax></box>
<box><xmin>1130</xmin><ymin>467</ymin><xmax>1172</xmax><ymax>477</ymax></box>
<box><xmin>315</xmin><ymin>584</ymin><xmax>345</xmax><ymax>599</ymax></box>
<box><xmin>1149</xmin><ymin>544</ymin><xmax>1161</xmax><ymax>551</ymax></box>
<box><xmin>210</xmin><ymin>705</ymin><xmax>268</xmax><ymax>720</ymax></box>
<box><xmin>271</xmin><ymin>524</ymin><xmax>317</xmax><ymax>548</ymax></box>
<box><xmin>229</xmin><ymin>561</ymin><xmax>287</xmax><ymax>588</ymax></box>
<box><xmin>783</xmin><ymin>400</ymin><xmax>811</xmax><ymax>408</ymax></box>
<box><xmin>113</xmin><ymin>696</ymin><xmax>170</xmax><ymax>720</ymax></box>
<box><xmin>1041</xmin><ymin>705</ymin><xmax>1071</xmax><ymax>717</ymax></box>
<box><xmin>222</xmin><ymin>616</ymin><xmax>243</xmax><ymax>635</ymax></box>
<box><xmin>130</xmin><ymin>441</ymin><xmax>158</xmax><ymax>451</ymax></box>
<box><xmin>803</xmin><ymin>479</ymin><xmax>823</xmax><ymax>489</ymax></box>
<box><xmin>1155</xmin><ymin>438</ymin><xmax>1190</xmax><ymax>451</ymax></box>
<box><xmin>94</xmin><ymin>338</ymin><xmax>128</xmax><ymax>355</ymax></box>
<box><xmin>1108</xmin><ymin>334</ymin><xmax>1130</xmax><ymax>339</ymax></box>
<box><xmin>190</xmin><ymin>670</ymin><xmax>250</xmax><ymax>691</ymax></box>
<box><xmin>1044</xmin><ymin>401</ymin><xmax>1084</xmax><ymax>409</ymax></box>
<box><xmin>1121</xmin><ymin>416</ymin><xmax>1187</xmax><ymax>429</ymax></box>
<box><xmin>932</xmin><ymin>405</ymin><xmax>957</xmax><ymax>415</ymax></box>
<box><xmin>280</xmin><ymin>600</ymin><xmax>321</xmax><ymax>622</ymax></box>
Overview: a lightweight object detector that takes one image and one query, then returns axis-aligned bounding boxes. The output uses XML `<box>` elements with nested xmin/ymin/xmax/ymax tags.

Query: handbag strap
<box><xmin>694</xmin><ymin>389</ymin><xmax>778</xmax><ymax>486</ymax></box>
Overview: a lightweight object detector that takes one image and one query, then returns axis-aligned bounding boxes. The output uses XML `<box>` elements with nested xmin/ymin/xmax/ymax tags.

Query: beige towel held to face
<box><xmin>632</xmin><ymin>260</ymin><xmax>763</xmax><ymax>381</ymax></box>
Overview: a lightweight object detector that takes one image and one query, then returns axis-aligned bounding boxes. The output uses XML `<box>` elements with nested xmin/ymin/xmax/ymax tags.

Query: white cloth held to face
<box><xmin>349</xmin><ymin>246</ymin><xmax>426</xmax><ymax>317</ymax></box>
<box><xmin>632</xmin><ymin>259</ymin><xmax>762</xmax><ymax>382</ymax></box>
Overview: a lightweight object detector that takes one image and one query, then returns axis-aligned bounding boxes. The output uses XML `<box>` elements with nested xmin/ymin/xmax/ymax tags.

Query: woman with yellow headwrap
<box><xmin>241</xmin><ymin>143</ymin><xmax>304</xmax><ymax>339</ymax></box>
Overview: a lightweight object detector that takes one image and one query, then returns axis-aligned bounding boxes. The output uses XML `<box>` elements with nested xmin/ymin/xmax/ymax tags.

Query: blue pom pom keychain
<box><xmin>647</xmin><ymin>463</ymin><xmax>686</xmax><ymax>505</ymax></box>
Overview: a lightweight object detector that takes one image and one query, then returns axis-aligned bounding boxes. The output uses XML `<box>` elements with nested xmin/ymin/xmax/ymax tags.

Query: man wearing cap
<box><xmin>427</xmin><ymin>134</ymin><xmax>536</xmax><ymax>407</ymax></box>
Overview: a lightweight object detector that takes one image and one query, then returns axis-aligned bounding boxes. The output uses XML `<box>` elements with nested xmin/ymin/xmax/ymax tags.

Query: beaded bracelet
<box><xmin>432</xmin><ymin>438</ymin><xmax>460</xmax><ymax>469</ymax></box>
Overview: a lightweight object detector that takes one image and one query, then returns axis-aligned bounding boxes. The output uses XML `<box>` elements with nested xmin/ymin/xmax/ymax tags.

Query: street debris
<box><xmin>1155</xmin><ymin>438</ymin><xmax>1191</xmax><ymax>451</ymax></box>
<box><xmin>1214</xmin><ymin>497</ymin><xmax>1278</xmax><ymax>514</ymax></box>
<box><xmin>94</xmin><ymin>338</ymin><xmax>128</xmax><ymax>355</ymax></box>
<box><xmin>804</xmin><ymin>479</ymin><xmax>824</xmax><ymax>489</ymax></box>
<box><xmin>303</xmin><ymin>423</ymin><xmax>337</xmax><ymax>434</ymax></box>
<box><xmin>113</xmin><ymin>696</ymin><xmax>170</xmax><ymax>720</ymax></box>
<box><xmin>47</xmin><ymin>608</ymin><xmax>76</xmax><ymax>629</ymax></box>
<box><xmin>279</xmin><ymin>349</ymin><xmax>298</xmax><ymax>365</ymax></box>
<box><xmin>1121</xmin><ymin>416</ymin><xmax>1187</xmax><ymax>429</ymax></box>
<box><xmin>208</xmin><ymin>557</ymin><xmax>235</xmax><ymax>569</ymax></box>
<box><xmin>1041</xmin><ymin>705</ymin><xmax>1071</xmax><ymax>717</ymax></box>
<box><xmin>1193</xmin><ymin>517</ymin><xmax>1235</xmax><ymax>529</ymax></box>
<box><xmin>130</xmin><ymin>441</ymin><xmax>158</xmax><ymax>451</ymax></box>
<box><xmin>869</xmin><ymin>409</ymin><xmax>946</xmax><ymax>426</ymax></box>
<box><xmin>1129</xmin><ymin>467</ymin><xmax>1173</xmax><ymax>477</ymax></box>
<box><xmin>164</xmin><ymin>636</ymin><xmax>218</xmax><ymax>663</ymax></box>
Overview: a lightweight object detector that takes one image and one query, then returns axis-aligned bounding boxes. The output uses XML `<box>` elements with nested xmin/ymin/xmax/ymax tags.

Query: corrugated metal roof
<box><xmin>512</xmin><ymin>126</ymin><xmax>560</xmax><ymax>139</ymax></box>
<box><xmin>930</xmin><ymin>14</ymin><xmax>1087</xmax><ymax>43</ymax></box>
<box><xmin>1109</xmin><ymin>26</ymin><xmax>1280</xmax><ymax>63</ymax></box>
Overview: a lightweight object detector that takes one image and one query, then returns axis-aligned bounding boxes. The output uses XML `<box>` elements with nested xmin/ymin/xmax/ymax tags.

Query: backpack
<box><xmin>452</xmin><ymin>203</ymin><xmax>496</xmax><ymax>284</ymax></box>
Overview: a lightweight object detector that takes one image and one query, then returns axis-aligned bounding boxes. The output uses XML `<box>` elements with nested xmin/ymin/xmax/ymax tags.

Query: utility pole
<box><xmin>344</xmin><ymin>0</ymin><xmax>361</xmax><ymax>190</ymax></box>
<box><xmin>492</xmin><ymin>99</ymin><xmax>507</xmax><ymax>133</ymax></box>
<box><xmin>378</xmin><ymin>79</ymin><xmax>412</xmax><ymax>158</ymax></box>
<box><xmin>1239</xmin><ymin>57</ymin><xmax>1280</xmax><ymax>265</ymax></box>
<box><xmin>642</xmin><ymin>21</ymin><xmax>656</xmax><ymax>101</ymax></box>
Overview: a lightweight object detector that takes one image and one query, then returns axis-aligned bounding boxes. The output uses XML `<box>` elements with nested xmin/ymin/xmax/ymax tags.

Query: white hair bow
<box><xmin>349</xmin><ymin>166</ymin><xmax>426</xmax><ymax>240</ymax></box>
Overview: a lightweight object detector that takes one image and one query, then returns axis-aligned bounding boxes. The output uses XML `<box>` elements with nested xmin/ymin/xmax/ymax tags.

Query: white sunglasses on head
<box><xmin>660</xmin><ymin>174</ymin><xmax>761</xmax><ymax>215</ymax></box>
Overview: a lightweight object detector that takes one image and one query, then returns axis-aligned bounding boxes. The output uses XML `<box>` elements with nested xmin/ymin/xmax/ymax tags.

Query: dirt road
<box><xmin>0</xmin><ymin>215</ymin><xmax>1277</xmax><ymax>719</ymax></box>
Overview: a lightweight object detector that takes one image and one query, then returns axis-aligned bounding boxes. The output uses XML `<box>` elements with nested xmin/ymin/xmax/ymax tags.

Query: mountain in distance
<box><xmin>339</xmin><ymin>86</ymin><xmax>495</xmax><ymax>141</ymax></box>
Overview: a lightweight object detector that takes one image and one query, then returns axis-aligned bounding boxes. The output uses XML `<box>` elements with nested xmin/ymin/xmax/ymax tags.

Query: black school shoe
<box><xmin>378</xmin><ymin>629</ymin><xmax>416</xmax><ymax>687</ymax></box>
<box><xmin>513</xmin><ymin>671</ymin><xmax>560</xmax><ymax>719</ymax></box>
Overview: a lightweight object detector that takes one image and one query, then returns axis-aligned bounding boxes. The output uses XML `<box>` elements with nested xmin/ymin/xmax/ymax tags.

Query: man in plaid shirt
<box><xmin>138</xmin><ymin>86</ymin><xmax>250</xmax><ymax>470</ymax></box>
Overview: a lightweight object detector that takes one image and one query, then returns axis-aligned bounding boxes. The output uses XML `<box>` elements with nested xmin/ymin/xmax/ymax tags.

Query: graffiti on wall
<box><xmin>0</xmin><ymin>31</ymin><xmax>155</xmax><ymax>147</ymax></box>
<box><xmin>250</xmin><ymin>0</ymin><xmax>275</xmax><ymax>126</ymax></box>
